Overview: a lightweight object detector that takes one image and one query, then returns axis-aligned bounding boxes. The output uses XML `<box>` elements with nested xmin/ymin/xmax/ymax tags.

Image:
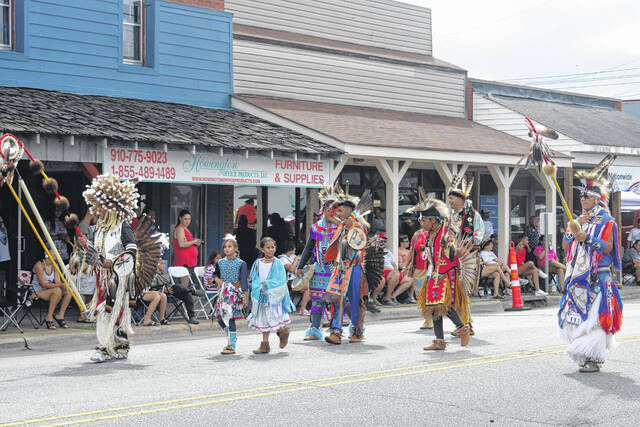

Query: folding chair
<box><xmin>131</xmin><ymin>295</ymin><xmax>160</xmax><ymax>326</ymax></box>
<box><xmin>193</xmin><ymin>266</ymin><xmax>216</xmax><ymax>319</ymax></box>
<box><xmin>0</xmin><ymin>295</ymin><xmax>23</xmax><ymax>333</ymax></box>
<box><xmin>165</xmin><ymin>266</ymin><xmax>191</xmax><ymax>322</ymax></box>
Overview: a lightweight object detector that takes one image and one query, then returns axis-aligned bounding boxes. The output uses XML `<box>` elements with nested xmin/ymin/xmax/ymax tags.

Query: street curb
<box><xmin>3</xmin><ymin>287</ymin><xmax>640</xmax><ymax>352</ymax></box>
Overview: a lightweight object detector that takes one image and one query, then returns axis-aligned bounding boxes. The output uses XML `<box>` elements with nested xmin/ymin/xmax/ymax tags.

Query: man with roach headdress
<box><xmin>559</xmin><ymin>155</ymin><xmax>623</xmax><ymax>373</ymax></box>
<box><xmin>323</xmin><ymin>185</ymin><xmax>383</xmax><ymax>345</ymax></box>
<box><xmin>296</xmin><ymin>185</ymin><xmax>340</xmax><ymax>341</ymax></box>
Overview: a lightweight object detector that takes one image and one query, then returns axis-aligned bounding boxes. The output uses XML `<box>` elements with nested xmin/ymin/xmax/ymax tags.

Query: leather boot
<box><xmin>325</xmin><ymin>330</ymin><xmax>342</xmax><ymax>345</ymax></box>
<box><xmin>277</xmin><ymin>327</ymin><xmax>290</xmax><ymax>349</ymax></box>
<box><xmin>220</xmin><ymin>345</ymin><xmax>235</xmax><ymax>355</ymax></box>
<box><xmin>253</xmin><ymin>341</ymin><xmax>270</xmax><ymax>354</ymax></box>
<box><xmin>459</xmin><ymin>325</ymin><xmax>471</xmax><ymax>347</ymax></box>
<box><xmin>424</xmin><ymin>339</ymin><xmax>446</xmax><ymax>351</ymax></box>
<box><xmin>420</xmin><ymin>318</ymin><xmax>434</xmax><ymax>330</ymax></box>
<box><xmin>349</xmin><ymin>327</ymin><xmax>365</xmax><ymax>343</ymax></box>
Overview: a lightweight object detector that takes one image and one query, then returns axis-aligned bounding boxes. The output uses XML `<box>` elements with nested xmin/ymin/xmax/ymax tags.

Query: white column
<box><xmin>534</xmin><ymin>170</ymin><xmax>557</xmax><ymax>250</ymax></box>
<box><xmin>256</xmin><ymin>187</ymin><xmax>263</xmax><ymax>243</ymax></box>
<box><xmin>375</xmin><ymin>159</ymin><xmax>412</xmax><ymax>260</ymax></box>
<box><xmin>435</xmin><ymin>162</ymin><xmax>469</xmax><ymax>195</ymax></box>
<box><xmin>488</xmin><ymin>165</ymin><xmax>520</xmax><ymax>262</ymax></box>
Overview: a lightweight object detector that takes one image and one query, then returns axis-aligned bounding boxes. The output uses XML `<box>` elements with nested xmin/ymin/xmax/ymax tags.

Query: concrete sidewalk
<box><xmin>2</xmin><ymin>287</ymin><xmax>639</xmax><ymax>352</ymax></box>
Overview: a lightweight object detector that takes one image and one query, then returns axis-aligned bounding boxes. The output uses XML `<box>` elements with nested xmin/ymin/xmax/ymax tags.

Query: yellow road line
<box><xmin>3</xmin><ymin>337</ymin><xmax>639</xmax><ymax>427</ymax></box>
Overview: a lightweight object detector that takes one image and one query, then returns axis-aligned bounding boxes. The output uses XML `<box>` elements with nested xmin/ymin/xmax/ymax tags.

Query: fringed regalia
<box><xmin>83</xmin><ymin>175</ymin><xmax>163</xmax><ymax>362</ymax></box>
<box><xmin>247</xmin><ymin>258</ymin><xmax>295</xmax><ymax>332</ymax></box>
<box><xmin>324</xmin><ymin>214</ymin><xmax>368</xmax><ymax>337</ymax></box>
<box><xmin>559</xmin><ymin>155</ymin><xmax>623</xmax><ymax>371</ymax></box>
<box><xmin>416</xmin><ymin>221</ymin><xmax>468</xmax><ymax>322</ymax></box>
<box><xmin>298</xmin><ymin>216</ymin><xmax>337</xmax><ymax>339</ymax></box>
<box><xmin>215</xmin><ymin>256</ymin><xmax>248</xmax><ymax>325</ymax></box>
<box><xmin>559</xmin><ymin>207</ymin><xmax>623</xmax><ymax>366</ymax></box>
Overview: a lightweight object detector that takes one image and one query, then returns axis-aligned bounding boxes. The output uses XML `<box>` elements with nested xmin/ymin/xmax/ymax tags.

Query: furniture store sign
<box><xmin>104</xmin><ymin>147</ymin><xmax>330</xmax><ymax>187</ymax></box>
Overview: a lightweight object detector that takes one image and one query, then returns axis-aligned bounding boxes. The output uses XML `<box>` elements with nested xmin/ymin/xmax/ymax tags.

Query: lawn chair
<box><xmin>193</xmin><ymin>266</ymin><xmax>217</xmax><ymax>319</ymax></box>
<box><xmin>165</xmin><ymin>266</ymin><xmax>192</xmax><ymax>322</ymax></box>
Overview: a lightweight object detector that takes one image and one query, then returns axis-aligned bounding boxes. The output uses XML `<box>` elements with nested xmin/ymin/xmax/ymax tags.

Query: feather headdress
<box><xmin>575</xmin><ymin>154</ymin><xmax>617</xmax><ymax>206</ymax></box>
<box><xmin>335</xmin><ymin>183</ymin><xmax>360</xmax><ymax>208</ymax></box>
<box><xmin>353</xmin><ymin>189</ymin><xmax>373</xmax><ymax>229</ymax></box>
<box><xmin>448</xmin><ymin>174</ymin><xmax>474</xmax><ymax>199</ymax></box>
<box><xmin>407</xmin><ymin>187</ymin><xmax>449</xmax><ymax>219</ymax></box>
<box><xmin>83</xmin><ymin>174</ymin><xmax>139</xmax><ymax>226</ymax></box>
<box><xmin>318</xmin><ymin>185</ymin><xmax>342</xmax><ymax>206</ymax></box>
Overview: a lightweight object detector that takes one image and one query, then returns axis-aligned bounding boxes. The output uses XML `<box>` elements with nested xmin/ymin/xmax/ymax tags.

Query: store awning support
<box><xmin>435</xmin><ymin>162</ymin><xmax>469</xmax><ymax>195</ymax></box>
<box><xmin>488</xmin><ymin>165</ymin><xmax>520</xmax><ymax>262</ymax></box>
<box><xmin>376</xmin><ymin>159</ymin><xmax>412</xmax><ymax>260</ymax></box>
<box><xmin>330</xmin><ymin>156</ymin><xmax>348</xmax><ymax>184</ymax></box>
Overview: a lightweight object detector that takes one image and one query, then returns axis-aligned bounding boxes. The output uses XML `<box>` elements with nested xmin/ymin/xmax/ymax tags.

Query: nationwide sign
<box><xmin>103</xmin><ymin>147</ymin><xmax>331</xmax><ymax>187</ymax></box>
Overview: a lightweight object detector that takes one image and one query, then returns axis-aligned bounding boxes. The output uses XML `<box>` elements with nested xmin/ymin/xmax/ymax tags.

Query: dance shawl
<box><xmin>559</xmin><ymin>208</ymin><xmax>623</xmax><ymax>334</ymax></box>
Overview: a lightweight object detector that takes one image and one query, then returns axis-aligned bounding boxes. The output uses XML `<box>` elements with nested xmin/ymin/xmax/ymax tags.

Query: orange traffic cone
<box><xmin>505</xmin><ymin>241</ymin><xmax>531</xmax><ymax>311</ymax></box>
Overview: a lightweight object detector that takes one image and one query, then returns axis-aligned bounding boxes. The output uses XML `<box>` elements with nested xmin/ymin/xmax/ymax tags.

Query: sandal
<box><xmin>160</xmin><ymin>319</ymin><xmax>169</xmax><ymax>325</ymax></box>
<box><xmin>77</xmin><ymin>318</ymin><xmax>92</xmax><ymax>324</ymax></box>
<box><xmin>54</xmin><ymin>317</ymin><xmax>69</xmax><ymax>328</ymax></box>
<box><xmin>142</xmin><ymin>321</ymin><xmax>158</xmax><ymax>327</ymax></box>
<box><xmin>45</xmin><ymin>320</ymin><xmax>57</xmax><ymax>330</ymax></box>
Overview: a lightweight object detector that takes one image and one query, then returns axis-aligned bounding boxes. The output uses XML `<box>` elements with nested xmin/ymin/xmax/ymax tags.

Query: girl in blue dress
<box><xmin>247</xmin><ymin>237</ymin><xmax>295</xmax><ymax>354</ymax></box>
<box><xmin>215</xmin><ymin>236</ymin><xmax>248</xmax><ymax>355</ymax></box>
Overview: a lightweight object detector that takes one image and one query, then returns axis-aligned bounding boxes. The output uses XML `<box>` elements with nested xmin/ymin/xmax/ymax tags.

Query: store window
<box><xmin>0</xmin><ymin>0</ymin><xmax>11</xmax><ymax>49</ymax></box>
<box><xmin>123</xmin><ymin>0</ymin><xmax>143</xmax><ymax>64</ymax></box>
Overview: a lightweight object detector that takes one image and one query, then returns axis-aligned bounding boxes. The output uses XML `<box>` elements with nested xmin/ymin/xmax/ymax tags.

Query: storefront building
<box><xmin>226</xmin><ymin>0</ymin><xmax>570</xmax><ymax>260</ymax></box>
<box><xmin>0</xmin><ymin>0</ymin><xmax>337</xmax><ymax>302</ymax></box>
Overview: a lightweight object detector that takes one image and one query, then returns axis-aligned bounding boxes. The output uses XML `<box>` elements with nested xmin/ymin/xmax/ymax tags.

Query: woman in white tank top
<box><xmin>31</xmin><ymin>253</ymin><xmax>72</xmax><ymax>329</ymax></box>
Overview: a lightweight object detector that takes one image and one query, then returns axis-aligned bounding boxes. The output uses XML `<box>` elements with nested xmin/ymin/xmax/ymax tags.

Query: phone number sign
<box><xmin>103</xmin><ymin>147</ymin><xmax>331</xmax><ymax>187</ymax></box>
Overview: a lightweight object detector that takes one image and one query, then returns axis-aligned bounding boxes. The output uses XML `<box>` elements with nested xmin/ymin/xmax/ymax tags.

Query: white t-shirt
<box><xmin>630</xmin><ymin>227</ymin><xmax>640</xmax><ymax>243</ymax></box>
<box><xmin>258</xmin><ymin>259</ymin><xmax>273</xmax><ymax>283</ymax></box>
<box><xmin>480</xmin><ymin>250</ymin><xmax>498</xmax><ymax>265</ymax></box>
<box><xmin>383</xmin><ymin>248</ymin><xmax>395</xmax><ymax>270</ymax></box>
<box><xmin>278</xmin><ymin>253</ymin><xmax>296</xmax><ymax>281</ymax></box>
<box><xmin>483</xmin><ymin>220</ymin><xmax>494</xmax><ymax>237</ymax></box>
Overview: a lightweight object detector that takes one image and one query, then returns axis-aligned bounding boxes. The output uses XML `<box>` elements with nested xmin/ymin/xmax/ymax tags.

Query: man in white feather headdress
<box><xmin>80</xmin><ymin>174</ymin><xmax>163</xmax><ymax>362</ymax></box>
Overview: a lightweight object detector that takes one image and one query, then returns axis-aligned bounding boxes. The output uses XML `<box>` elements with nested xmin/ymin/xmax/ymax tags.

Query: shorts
<box><xmin>383</xmin><ymin>269</ymin><xmax>404</xmax><ymax>282</ymax></box>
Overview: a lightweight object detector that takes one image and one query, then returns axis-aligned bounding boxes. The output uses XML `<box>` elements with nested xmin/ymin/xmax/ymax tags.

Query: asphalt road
<box><xmin>1</xmin><ymin>302</ymin><xmax>639</xmax><ymax>427</ymax></box>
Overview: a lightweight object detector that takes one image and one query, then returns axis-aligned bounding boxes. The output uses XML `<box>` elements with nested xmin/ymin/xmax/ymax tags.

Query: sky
<box><xmin>398</xmin><ymin>0</ymin><xmax>640</xmax><ymax>99</ymax></box>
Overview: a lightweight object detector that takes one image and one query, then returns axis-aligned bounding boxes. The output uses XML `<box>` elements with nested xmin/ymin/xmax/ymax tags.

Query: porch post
<box><xmin>534</xmin><ymin>170</ymin><xmax>558</xmax><ymax>251</ymax></box>
<box><xmin>330</xmin><ymin>156</ymin><xmax>348</xmax><ymax>185</ymax></box>
<box><xmin>488</xmin><ymin>166</ymin><xmax>520</xmax><ymax>262</ymax></box>
<box><xmin>434</xmin><ymin>162</ymin><xmax>469</xmax><ymax>195</ymax></box>
<box><xmin>375</xmin><ymin>159</ymin><xmax>412</xmax><ymax>260</ymax></box>
<box><xmin>305</xmin><ymin>188</ymin><xmax>319</xmax><ymax>239</ymax></box>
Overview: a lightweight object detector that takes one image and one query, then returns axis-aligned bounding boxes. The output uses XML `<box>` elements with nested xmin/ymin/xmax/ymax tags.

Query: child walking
<box><xmin>215</xmin><ymin>236</ymin><xmax>249</xmax><ymax>355</ymax></box>
<box><xmin>247</xmin><ymin>237</ymin><xmax>296</xmax><ymax>354</ymax></box>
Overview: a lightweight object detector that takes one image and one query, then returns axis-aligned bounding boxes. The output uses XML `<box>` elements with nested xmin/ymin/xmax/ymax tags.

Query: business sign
<box><xmin>609</xmin><ymin>166</ymin><xmax>640</xmax><ymax>192</ymax></box>
<box><xmin>103</xmin><ymin>147</ymin><xmax>330</xmax><ymax>187</ymax></box>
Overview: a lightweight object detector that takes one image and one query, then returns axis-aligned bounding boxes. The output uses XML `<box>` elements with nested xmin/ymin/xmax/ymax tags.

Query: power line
<box><xmin>503</xmin><ymin>67</ymin><xmax>640</xmax><ymax>82</ymax></box>
<box><xmin>525</xmin><ymin>73</ymin><xmax>640</xmax><ymax>86</ymax></box>
<box><xmin>542</xmin><ymin>80</ymin><xmax>640</xmax><ymax>90</ymax></box>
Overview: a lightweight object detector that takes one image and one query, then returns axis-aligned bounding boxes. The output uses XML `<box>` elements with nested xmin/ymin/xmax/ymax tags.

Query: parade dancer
<box><xmin>447</xmin><ymin>175</ymin><xmax>483</xmax><ymax>336</ymax></box>
<box><xmin>324</xmin><ymin>188</ymin><xmax>382</xmax><ymax>344</ymax></box>
<box><xmin>215</xmin><ymin>235</ymin><xmax>249</xmax><ymax>355</ymax></box>
<box><xmin>559</xmin><ymin>155</ymin><xmax>623</xmax><ymax>373</ymax></box>
<box><xmin>408</xmin><ymin>197</ymin><xmax>471</xmax><ymax>351</ymax></box>
<box><xmin>405</xmin><ymin>200</ymin><xmax>434</xmax><ymax>330</ymax></box>
<box><xmin>296</xmin><ymin>187</ymin><xmax>340</xmax><ymax>341</ymax></box>
<box><xmin>247</xmin><ymin>237</ymin><xmax>295</xmax><ymax>353</ymax></box>
<box><xmin>83</xmin><ymin>175</ymin><xmax>163</xmax><ymax>362</ymax></box>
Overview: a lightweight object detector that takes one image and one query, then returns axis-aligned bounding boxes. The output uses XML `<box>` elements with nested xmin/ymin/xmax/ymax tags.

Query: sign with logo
<box><xmin>609</xmin><ymin>166</ymin><xmax>640</xmax><ymax>192</ymax></box>
<box><xmin>103</xmin><ymin>147</ymin><xmax>330</xmax><ymax>187</ymax></box>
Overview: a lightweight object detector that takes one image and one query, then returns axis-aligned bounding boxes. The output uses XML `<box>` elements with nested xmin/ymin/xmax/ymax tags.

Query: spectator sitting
<box><xmin>371</xmin><ymin>234</ymin><xmax>400</xmax><ymax>305</ymax></box>
<box><xmin>622</xmin><ymin>240</ymin><xmax>640</xmax><ymax>284</ymax></box>
<box><xmin>141</xmin><ymin>260</ymin><xmax>168</xmax><ymax>326</ymax></box>
<box><xmin>279</xmin><ymin>240</ymin><xmax>307</xmax><ymax>315</ymax></box>
<box><xmin>479</xmin><ymin>239</ymin><xmax>511</xmax><ymax>298</ymax></box>
<box><xmin>163</xmin><ymin>259</ymin><xmax>201</xmax><ymax>325</ymax></box>
<box><xmin>30</xmin><ymin>252</ymin><xmax>72</xmax><ymax>329</ymax></box>
<box><xmin>525</xmin><ymin>215</ymin><xmax>541</xmax><ymax>251</ymax></box>
<box><xmin>390</xmin><ymin>234</ymin><xmax>417</xmax><ymax>304</ymax></box>
<box><xmin>515</xmin><ymin>234</ymin><xmax>547</xmax><ymax>296</ymax></box>
<box><xmin>534</xmin><ymin>236</ymin><xmax>566</xmax><ymax>292</ymax></box>
<box><xmin>370</xmin><ymin>207</ymin><xmax>386</xmax><ymax>236</ymax></box>
<box><xmin>204</xmin><ymin>250</ymin><xmax>223</xmax><ymax>291</ymax></box>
